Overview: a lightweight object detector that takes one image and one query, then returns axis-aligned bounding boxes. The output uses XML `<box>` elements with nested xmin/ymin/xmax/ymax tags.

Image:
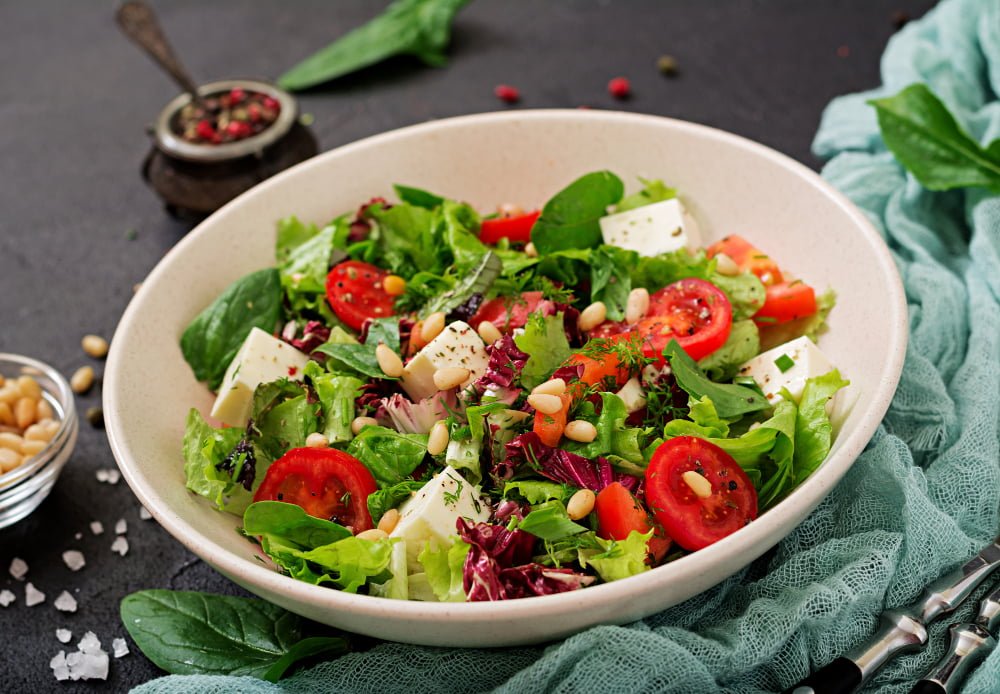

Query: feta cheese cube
<box><xmin>401</xmin><ymin>321</ymin><xmax>488</xmax><ymax>401</ymax></box>
<box><xmin>388</xmin><ymin>466</ymin><xmax>489</xmax><ymax>572</ymax></box>
<box><xmin>737</xmin><ymin>336</ymin><xmax>835</xmax><ymax>405</ymax></box>
<box><xmin>210</xmin><ymin>328</ymin><xmax>309</xmax><ymax>426</ymax></box>
<box><xmin>615</xmin><ymin>378</ymin><xmax>647</xmax><ymax>414</ymax></box>
<box><xmin>599</xmin><ymin>198</ymin><xmax>701</xmax><ymax>256</ymax></box>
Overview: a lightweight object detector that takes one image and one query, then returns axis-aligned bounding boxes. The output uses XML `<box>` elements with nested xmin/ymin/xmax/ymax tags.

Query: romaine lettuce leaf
<box><xmin>182</xmin><ymin>408</ymin><xmax>253</xmax><ymax>514</ymax></box>
<box><xmin>503</xmin><ymin>480</ymin><xmax>574</xmax><ymax>505</ymax></box>
<box><xmin>369</xmin><ymin>539</ymin><xmax>409</xmax><ymax>600</ymax></box>
<box><xmin>418</xmin><ymin>539</ymin><xmax>470</xmax><ymax>602</ymax></box>
<box><xmin>347</xmin><ymin>425</ymin><xmax>428</xmax><ymax>487</ymax></box>
<box><xmin>294</xmin><ymin>536</ymin><xmax>396</xmax><ymax>593</ymax></box>
<box><xmin>793</xmin><ymin>369</ymin><xmax>850</xmax><ymax>485</ymax></box>
<box><xmin>304</xmin><ymin>361</ymin><xmax>363</xmax><ymax>444</ymax></box>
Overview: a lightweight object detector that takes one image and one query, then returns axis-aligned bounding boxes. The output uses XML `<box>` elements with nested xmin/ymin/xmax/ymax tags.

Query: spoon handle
<box><xmin>115</xmin><ymin>0</ymin><xmax>202</xmax><ymax>102</ymax></box>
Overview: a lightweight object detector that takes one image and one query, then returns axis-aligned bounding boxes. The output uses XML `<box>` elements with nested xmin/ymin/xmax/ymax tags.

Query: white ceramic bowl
<box><xmin>104</xmin><ymin>110</ymin><xmax>907</xmax><ymax>647</ymax></box>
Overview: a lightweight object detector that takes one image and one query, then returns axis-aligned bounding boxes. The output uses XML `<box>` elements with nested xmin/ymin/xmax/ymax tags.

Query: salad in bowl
<box><xmin>179</xmin><ymin>170</ymin><xmax>849</xmax><ymax>603</ymax></box>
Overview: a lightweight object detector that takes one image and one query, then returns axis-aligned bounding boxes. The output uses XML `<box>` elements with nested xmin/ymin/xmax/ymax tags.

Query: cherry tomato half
<box><xmin>325</xmin><ymin>260</ymin><xmax>395</xmax><ymax>332</ymax></box>
<box><xmin>479</xmin><ymin>211</ymin><xmax>541</xmax><ymax>245</ymax></box>
<box><xmin>707</xmin><ymin>234</ymin><xmax>784</xmax><ymax>286</ymax></box>
<box><xmin>470</xmin><ymin>291</ymin><xmax>555</xmax><ymax>333</ymax></box>
<box><xmin>636</xmin><ymin>278</ymin><xmax>732</xmax><ymax>362</ymax></box>
<box><xmin>595</xmin><ymin>482</ymin><xmax>672</xmax><ymax>563</ymax></box>
<box><xmin>754</xmin><ymin>281</ymin><xmax>818</xmax><ymax>325</ymax></box>
<box><xmin>645</xmin><ymin>437</ymin><xmax>757</xmax><ymax>551</ymax></box>
<box><xmin>253</xmin><ymin>447</ymin><xmax>378</xmax><ymax>532</ymax></box>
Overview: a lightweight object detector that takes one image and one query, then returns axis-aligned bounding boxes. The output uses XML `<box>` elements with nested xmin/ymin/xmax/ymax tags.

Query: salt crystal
<box><xmin>112</xmin><ymin>638</ymin><xmax>129</xmax><ymax>658</ymax></box>
<box><xmin>50</xmin><ymin>632</ymin><xmax>110</xmax><ymax>681</ymax></box>
<box><xmin>9</xmin><ymin>557</ymin><xmax>28</xmax><ymax>580</ymax></box>
<box><xmin>56</xmin><ymin>629</ymin><xmax>72</xmax><ymax>643</ymax></box>
<box><xmin>90</xmin><ymin>521</ymin><xmax>104</xmax><ymax>535</ymax></box>
<box><xmin>79</xmin><ymin>631</ymin><xmax>102</xmax><ymax>654</ymax></box>
<box><xmin>25</xmin><ymin>582</ymin><xmax>46</xmax><ymax>606</ymax></box>
<box><xmin>139</xmin><ymin>506</ymin><xmax>152</xmax><ymax>520</ymax></box>
<box><xmin>0</xmin><ymin>589</ymin><xmax>15</xmax><ymax>606</ymax></box>
<box><xmin>106</xmin><ymin>469</ymin><xmax>120</xmax><ymax>484</ymax></box>
<box><xmin>50</xmin><ymin>651</ymin><xmax>70</xmax><ymax>681</ymax></box>
<box><xmin>95</xmin><ymin>469</ymin><xmax>108</xmax><ymax>483</ymax></box>
<box><xmin>62</xmin><ymin>550</ymin><xmax>86</xmax><ymax>572</ymax></box>
<box><xmin>114</xmin><ymin>518</ymin><xmax>127</xmax><ymax>535</ymax></box>
<box><xmin>74</xmin><ymin>532</ymin><xmax>82</xmax><ymax>540</ymax></box>
<box><xmin>110</xmin><ymin>536</ymin><xmax>129</xmax><ymax>556</ymax></box>
<box><xmin>54</xmin><ymin>591</ymin><xmax>78</xmax><ymax>613</ymax></box>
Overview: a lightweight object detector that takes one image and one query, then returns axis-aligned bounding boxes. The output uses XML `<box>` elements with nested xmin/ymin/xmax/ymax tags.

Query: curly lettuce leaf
<box><xmin>613</xmin><ymin>177</ymin><xmax>677</xmax><ymax>213</ymax></box>
<box><xmin>563</xmin><ymin>392</ymin><xmax>649</xmax><ymax>466</ymax></box>
<box><xmin>418</xmin><ymin>539</ymin><xmax>470</xmax><ymax>602</ymax></box>
<box><xmin>182</xmin><ymin>408</ymin><xmax>253</xmax><ymax>515</ymax></box>
<box><xmin>579</xmin><ymin>530</ymin><xmax>652</xmax><ymax>582</ymax></box>
<box><xmin>513</xmin><ymin>313</ymin><xmax>572</xmax><ymax>390</ymax></box>
<box><xmin>347</xmin><ymin>425</ymin><xmax>428</xmax><ymax>487</ymax></box>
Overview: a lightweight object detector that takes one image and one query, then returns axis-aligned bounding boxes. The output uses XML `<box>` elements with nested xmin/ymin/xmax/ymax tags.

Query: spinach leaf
<box><xmin>314</xmin><ymin>317</ymin><xmax>401</xmax><ymax>378</ymax></box>
<box><xmin>614</xmin><ymin>177</ymin><xmax>677</xmax><ymax>213</ymax></box>
<box><xmin>869</xmin><ymin>83</ymin><xmax>1000</xmax><ymax>193</ymax></box>
<box><xmin>518</xmin><ymin>500</ymin><xmax>588</xmax><ymax>541</ymax></box>
<box><xmin>664</xmin><ymin>340</ymin><xmax>769</xmax><ymax>418</ymax></box>
<box><xmin>393</xmin><ymin>183</ymin><xmax>444</xmax><ymax>209</ymax></box>
<box><xmin>698</xmin><ymin>319</ymin><xmax>760</xmax><ymax>381</ymax></box>
<box><xmin>530</xmin><ymin>171</ymin><xmax>624</xmax><ymax>254</ymax></box>
<box><xmin>279</xmin><ymin>0</ymin><xmax>471</xmax><ymax>91</ymax></box>
<box><xmin>180</xmin><ymin>269</ymin><xmax>282</xmax><ymax>390</ymax></box>
<box><xmin>182</xmin><ymin>408</ymin><xmax>253</xmax><ymax>515</ymax></box>
<box><xmin>120</xmin><ymin>590</ymin><xmax>348</xmax><ymax>681</ymax></box>
<box><xmin>590</xmin><ymin>246</ymin><xmax>634</xmax><ymax>321</ymax></box>
<box><xmin>244</xmin><ymin>501</ymin><xmax>352</xmax><ymax>549</ymax></box>
<box><xmin>347</xmin><ymin>425</ymin><xmax>428</xmax><ymax>486</ymax></box>
<box><xmin>367</xmin><ymin>479</ymin><xmax>426</xmax><ymax>523</ymax></box>
<box><xmin>514</xmin><ymin>313</ymin><xmax>572</xmax><ymax>389</ymax></box>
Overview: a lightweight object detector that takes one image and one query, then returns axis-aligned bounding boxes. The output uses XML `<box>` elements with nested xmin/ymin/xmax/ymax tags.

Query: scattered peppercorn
<box><xmin>85</xmin><ymin>407</ymin><xmax>104</xmax><ymax>429</ymax></box>
<box><xmin>656</xmin><ymin>54</ymin><xmax>679</xmax><ymax>76</ymax></box>
<box><xmin>494</xmin><ymin>84</ymin><xmax>520</xmax><ymax>104</ymax></box>
<box><xmin>891</xmin><ymin>10</ymin><xmax>910</xmax><ymax>31</ymax></box>
<box><xmin>836</xmin><ymin>45</ymin><xmax>850</xmax><ymax>58</ymax></box>
<box><xmin>175</xmin><ymin>88</ymin><xmax>281</xmax><ymax>145</ymax></box>
<box><xmin>608</xmin><ymin>77</ymin><xmax>631</xmax><ymax>99</ymax></box>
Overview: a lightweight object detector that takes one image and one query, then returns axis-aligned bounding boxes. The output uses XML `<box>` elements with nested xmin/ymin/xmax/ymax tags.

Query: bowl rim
<box><xmin>105</xmin><ymin>109</ymin><xmax>908</xmax><ymax>623</ymax></box>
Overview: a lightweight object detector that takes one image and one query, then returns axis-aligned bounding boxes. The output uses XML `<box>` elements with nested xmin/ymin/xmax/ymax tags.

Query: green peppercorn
<box><xmin>85</xmin><ymin>406</ymin><xmax>104</xmax><ymax>428</ymax></box>
<box><xmin>657</xmin><ymin>54</ymin><xmax>679</xmax><ymax>76</ymax></box>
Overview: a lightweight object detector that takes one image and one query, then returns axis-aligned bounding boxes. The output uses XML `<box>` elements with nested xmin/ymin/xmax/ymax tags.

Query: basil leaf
<box><xmin>531</xmin><ymin>171</ymin><xmax>624</xmax><ymax>254</ymax></box>
<box><xmin>120</xmin><ymin>590</ymin><xmax>344</xmax><ymax>680</ymax></box>
<box><xmin>180</xmin><ymin>269</ymin><xmax>282</xmax><ymax>390</ymax></box>
<box><xmin>869</xmin><ymin>83</ymin><xmax>1000</xmax><ymax>193</ymax></box>
<box><xmin>393</xmin><ymin>184</ymin><xmax>444</xmax><ymax>209</ymax></box>
<box><xmin>279</xmin><ymin>0</ymin><xmax>471</xmax><ymax>91</ymax></box>
<box><xmin>664</xmin><ymin>340</ymin><xmax>769</xmax><ymax>419</ymax></box>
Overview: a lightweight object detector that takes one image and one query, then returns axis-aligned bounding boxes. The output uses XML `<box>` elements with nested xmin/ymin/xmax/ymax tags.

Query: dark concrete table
<box><xmin>0</xmin><ymin>1</ymin><xmax>936</xmax><ymax>690</ymax></box>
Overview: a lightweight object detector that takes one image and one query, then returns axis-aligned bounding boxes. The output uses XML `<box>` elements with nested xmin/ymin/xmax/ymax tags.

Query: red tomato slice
<box><xmin>253</xmin><ymin>447</ymin><xmax>378</xmax><ymax>532</ymax></box>
<box><xmin>645</xmin><ymin>437</ymin><xmax>757</xmax><ymax>551</ymax></box>
<box><xmin>469</xmin><ymin>291</ymin><xmax>555</xmax><ymax>333</ymax></box>
<box><xmin>755</xmin><ymin>281</ymin><xmax>817</xmax><ymax>325</ymax></box>
<box><xmin>325</xmin><ymin>260</ymin><xmax>395</xmax><ymax>332</ymax></box>
<box><xmin>595</xmin><ymin>482</ymin><xmax>672</xmax><ymax>563</ymax></box>
<box><xmin>479</xmin><ymin>211</ymin><xmax>541</xmax><ymax>244</ymax></box>
<box><xmin>707</xmin><ymin>234</ymin><xmax>783</xmax><ymax>285</ymax></box>
<box><xmin>637</xmin><ymin>278</ymin><xmax>732</xmax><ymax>362</ymax></box>
<box><xmin>586</xmin><ymin>320</ymin><xmax>628</xmax><ymax>340</ymax></box>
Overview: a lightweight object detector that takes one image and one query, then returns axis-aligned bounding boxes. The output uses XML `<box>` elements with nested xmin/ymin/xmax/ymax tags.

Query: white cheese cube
<box><xmin>737</xmin><ymin>336</ymin><xmax>835</xmax><ymax>405</ymax></box>
<box><xmin>401</xmin><ymin>321</ymin><xmax>488</xmax><ymax>401</ymax></box>
<box><xmin>388</xmin><ymin>465</ymin><xmax>489</xmax><ymax>572</ymax></box>
<box><xmin>614</xmin><ymin>378</ymin><xmax>647</xmax><ymax>414</ymax></box>
<box><xmin>209</xmin><ymin>327</ymin><xmax>309</xmax><ymax>426</ymax></box>
<box><xmin>599</xmin><ymin>198</ymin><xmax>701</xmax><ymax>256</ymax></box>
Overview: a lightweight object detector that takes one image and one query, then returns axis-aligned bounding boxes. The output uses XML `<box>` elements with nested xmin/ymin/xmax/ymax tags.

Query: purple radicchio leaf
<box><xmin>475</xmin><ymin>334</ymin><xmax>528</xmax><ymax>391</ymax></box>
<box><xmin>280</xmin><ymin>320</ymin><xmax>331</xmax><ymax>355</ymax></box>
<box><xmin>553</xmin><ymin>302</ymin><xmax>583</xmax><ymax>346</ymax></box>
<box><xmin>502</xmin><ymin>432</ymin><xmax>640</xmax><ymax>494</ymax></box>
<box><xmin>380</xmin><ymin>391</ymin><xmax>457</xmax><ymax>434</ymax></box>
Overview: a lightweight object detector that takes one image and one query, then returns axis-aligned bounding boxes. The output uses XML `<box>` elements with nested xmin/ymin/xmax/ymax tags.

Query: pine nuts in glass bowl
<box><xmin>0</xmin><ymin>354</ymin><xmax>78</xmax><ymax>528</ymax></box>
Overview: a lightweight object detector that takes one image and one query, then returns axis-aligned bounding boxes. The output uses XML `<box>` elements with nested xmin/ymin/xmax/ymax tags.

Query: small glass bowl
<box><xmin>0</xmin><ymin>354</ymin><xmax>78</xmax><ymax>529</ymax></box>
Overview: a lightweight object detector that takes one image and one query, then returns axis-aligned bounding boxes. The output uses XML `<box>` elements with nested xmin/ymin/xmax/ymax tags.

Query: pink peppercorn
<box><xmin>229</xmin><ymin>87</ymin><xmax>246</xmax><ymax>104</ymax></box>
<box><xmin>195</xmin><ymin>119</ymin><xmax>216</xmax><ymax>140</ymax></box>
<box><xmin>608</xmin><ymin>77</ymin><xmax>631</xmax><ymax>99</ymax></box>
<box><xmin>494</xmin><ymin>84</ymin><xmax>520</xmax><ymax>104</ymax></box>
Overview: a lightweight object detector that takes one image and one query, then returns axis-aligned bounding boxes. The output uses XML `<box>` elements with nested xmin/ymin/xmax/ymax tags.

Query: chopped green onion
<box><xmin>774</xmin><ymin>354</ymin><xmax>795</xmax><ymax>373</ymax></box>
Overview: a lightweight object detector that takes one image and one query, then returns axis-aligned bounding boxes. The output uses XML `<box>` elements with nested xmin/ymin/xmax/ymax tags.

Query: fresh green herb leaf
<box><xmin>664</xmin><ymin>340</ymin><xmax>769</xmax><ymax>419</ymax></box>
<box><xmin>420</xmin><ymin>251</ymin><xmax>502</xmax><ymax>318</ymax></box>
<box><xmin>278</xmin><ymin>0</ymin><xmax>471</xmax><ymax>91</ymax></box>
<box><xmin>531</xmin><ymin>171</ymin><xmax>625</xmax><ymax>254</ymax></box>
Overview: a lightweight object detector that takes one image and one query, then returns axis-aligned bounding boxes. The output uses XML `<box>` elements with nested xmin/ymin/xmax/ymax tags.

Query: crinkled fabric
<box><xmin>134</xmin><ymin>0</ymin><xmax>1000</xmax><ymax>691</ymax></box>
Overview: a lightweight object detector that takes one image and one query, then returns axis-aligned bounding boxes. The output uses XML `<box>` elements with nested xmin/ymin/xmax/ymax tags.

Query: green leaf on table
<box><xmin>530</xmin><ymin>171</ymin><xmax>624</xmax><ymax>254</ymax></box>
<box><xmin>869</xmin><ymin>83</ymin><xmax>1000</xmax><ymax>193</ymax></box>
<box><xmin>180</xmin><ymin>269</ymin><xmax>282</xmax><ymax>390</ymax></box>
<box><xmin>279</xmin><ymin>0</ymin><xmax>472</xmax><ymax>91</ymax></box>
<box><xmin>120</xmin><ymin>590</ymin><xmax>348</xmax><ymax>681</ymax></box>
<box><xmin>664</xmin><ymin>340</ymin><xmax>769</xmax><ymax>419</ymax></box>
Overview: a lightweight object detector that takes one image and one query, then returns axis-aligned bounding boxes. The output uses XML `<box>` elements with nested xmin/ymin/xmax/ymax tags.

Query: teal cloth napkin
<box><xmin>134</xmin><ymin>0</ymin><xmax>1000</xmax><ymax>691</ymax></box>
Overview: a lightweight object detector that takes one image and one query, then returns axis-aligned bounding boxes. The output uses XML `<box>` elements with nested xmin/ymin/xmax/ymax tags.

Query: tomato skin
<box><xmin>637</xmin><ymin>278</ymin><xmax>733</xmax><ymax>362</ymax></box>
<box><xmin>586</xmin><ymin>320</ymin><xmax>628</xmax><ymax>340</ymax></box>
<box><xmin>755</xmin><ymin>281</ymin><xmax>817</xmax><ymax>325</ymax></box>
<box><xmin>595</xmin><ymin>482</ymin><xmax>671</xmax><ymax>563</ymax></box>
<box><xmin>470</xmin><ymin>291</ymin><xmax>555</xmax><ymax>333</ymax></box>
<box><xmin>707</xmin><ymin>234</ymin><xmax>783</xmax><ymax>285</ymax></box>
<box><xmin>253</xmin><ymin>447</ymin><xmax>379</xmax><ymax>532</ymax></box>
<box><xmin>479</xmin><ymin>211</ymin><xmax>541</xmax><ymax>244</ymax></box>
<box><xmin>645</xmin><ymin>437</ymin><xmax>757</xmax><ymax>551</ymax></box>
<box><xmin>325</xmin><ymin>261</ymin><xmax>396</xmax><ymax>332</ymax></box>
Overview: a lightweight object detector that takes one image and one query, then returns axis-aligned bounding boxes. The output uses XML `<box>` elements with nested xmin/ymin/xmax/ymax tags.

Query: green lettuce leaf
<box><xmin>793</xmin><ymin>370</ymin><xmax>850</xmax><ymax>485</ymax></box>
<box><xmin>418</xmin><ymin>539</ymin><xmax>470</xmax><ymax>602</ymax></box>
<box><xmin>760</xmin><ymin>288</ymin><xmax>837</xmax><ymax>352</ymax></box>
<box><xmin>182</xmin><ymin>408</ymin><xmax>253</xmax><ymax>514</ymax></box>
<box><xmin>697</xmin><ymin>319</ymin><xmax>761</xmax><ymax>381</ymax></box>
<box><xmin>518</xmin><ymin>500</ymin><xmax>588</xmax><ymax>541</ymax></box>
<box><xmin>503</xmin><ymin>480</ymin><xmax>574</xmax><ymax>505</ymax></box>
<box><xmin>579</xmin><ymin>530</ymin><xmax>652</xmax><ymax>582</ymax></box>
<box><xmin>294</xmin><ymin>536</ymin><xmax>396</xmax><ymax>593</ymax></box>
<box><xmin>369</xmin><ymin>540</ymin><xmax>409</xmax><ymax>600</ymax></box>
<box><xmin>711</xmin><ymin>270</ymin><xmax>766</xmax><ymax>321</ymax></box>
<box><xmin>250</xmin><ymin>380</ymin><xmax>321</xmax><ymax>465</ymax></box>
<box><xmin>393</xmin><ymin>184</ymin><xmax>444</xmax><ymax>209</ymax></box>
<box><xmin>563</xmin><ymin>392</ymin><xmax>648</xmax><ymax>465</ymax></box>
<box><xmin>664</xmin><ymin>340</ymin><xmax>769</xmax><ymax>419</ymax></box>
<box><xmin>314</xmin><ymin>317</ymin><xmax>400</xmax><ymax>378</ymax></box>
<box><xmin>367</xmin><ymin>479</ymin><xmax>426</xmax><ymax>524</ymax></box>
<box><xmin>514</xmin><ymin>313</ymin><xmax>572</xmax><ymax>390</ymax></box>
<box><xmin>304</xmin><ymin>361</ymin><xmax>363</xmax><ymax>444</ymax></box>
<box><xmin>367</xmin><ymin>202</ymin><xmax>440</xmax><ymax>275</ymax></box>
<box><xmin>613</xmin><ymin>177</ymin><xmax>677</xmax><ymax>213</ymax></box>
<box><xmin>590</xmin><ymin>246</ymin><xmax>633</xmax><ymax>321</ymax></box>
<box><xmin>347</xmin><ymin>425</ymin><xmax>428</xmax><ymax>487</ymax></box>
<box><xmin>437</xmin><ymin>200</ymin><xmax>487</xmax><ymax>274</ymax></box>
<box><xmin>629</xmin><ymin>248</ymin><xmax>712</xmax><ymax>293</ymax></box>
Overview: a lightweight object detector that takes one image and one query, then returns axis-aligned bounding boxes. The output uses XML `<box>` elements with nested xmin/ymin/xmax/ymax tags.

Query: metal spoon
<box><xmin>115</xmin><ymin>0</ymin><xmax>203</xmax><ymax>107</ymax></box>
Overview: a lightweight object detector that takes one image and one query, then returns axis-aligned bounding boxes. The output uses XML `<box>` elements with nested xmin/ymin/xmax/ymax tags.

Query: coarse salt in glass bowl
<box><xmin>0</xmin><ymin>354</ymin><xmax>78</xmax><ymax>528</ymax></box>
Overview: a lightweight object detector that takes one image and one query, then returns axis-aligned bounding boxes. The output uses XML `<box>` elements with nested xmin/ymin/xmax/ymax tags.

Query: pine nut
<box><xmin>375</xmin><ymin>343</ymin><xmax>403</xmax><ymax>378</ymax></box>
<box><xmin>625</xmin><ymin>288</ymin><xmax>650</xmax><ymax>324</ymax></box>
<box><xmin>421</xmin><ymin>312</ymin><xmax>446</xmax><ymax>342</ymax></box>
<box><xmin>351</xmin><ymin>416</ymin><xmax>378</xmax><ymax>435</ymax></box>
<box><xmin>714</xmin><ymin>253</ymin><xmax>740</xmax><ymax>276</ymax></box>
<box><xmin>14</xmin><ymin>398</ymin><xmax>36</xmax><ymax>429</ymax></box>
<box><xmin>305</xmin><ymin>432</ymin><xmax>329</xmax><ymax>448</ymax></box>
<box><xmin>0</xmin><ymin>433</ymin><xmax>23</xmax><ymax>451</ymax></box>
<box><xmin>70</xmin><ymin>366</ymin><xmax>95</xmax><ymax>394</ymax></box>
<box><xmin>20</xmin><ymin>440</ymin><xmax>48</xmax><ymax>458</ymax></box>
<box><xmin>567</xmin><ymin>489</ymin><xmax>596</xmax><ymax>520</ymax></box>
<box><xmin>433</xmin><ymin>367</ymin><xmax>470</xmax><ymax>391</ymax></box>
<box><xmin>427</xmin><ymin>420</ymin><xmax>449</xmax><ymax>456</ymax></box>
<box><xmin>42</xmin><ymin>419</ymin><xmax>60</xmax><ymax>437</ymax></box>
<box><xmin>36</xmin><ymin>399</ymin><xmax>54</xmax><ymax>421</ymax></box>
<box><xmin>0</xmin><ymin>386</ymin><xmax>19</xmax><ymax>405</ymax></box>
<box><xmin>356</xmin><ymin>528</ymin><xmax>388</xmax><ymax>542</ymax></box>
<box><xmin>564</xmin><ymin>420</ymin><xmax>598</xmax><ymax>443</ymax></box>
<box><xmin>17</xmin><ymin>376</ymin><xmax>42</xmax><ymax>400</ymax></box>
<box><xmin>0</xmin><ymin>402</ymin><xmax>13</xmax><ymax>427</ymax></box>
<box><xmin>383</xmin><ymin>275</ymin><xmax>406</xmax><ymax>296</ymax></box>
<box><xmin>499</xmin><ymin>202</ymin><xmax>524</xmax><ymax>217</ymax></box>
<box><xmin>81</xmin><ymin>334</ymin><xmax>109</xmax><ymax>358</ymax></box>
<box><xmin>377</xmin><ymin>508</ymin><xmax>401</xmax><ymax>535</ymax></box>
<box><xmin>682</xmin><ymin>470</ymin><xmax>713</xmax><ymax>498</ymax></box>
<box><xmin>527</xmin><ymin>393</ymin><xmax>563</xmax><ymax>415</ymax></box>
<box><xmin>23</xmin><ymin>423</ymin><xmax>51</xmax><ymax>442</ymax></box>
<box><xmin>578</xmin><ymin>301</ymin><xmax>607</xmax><ymax>331</ymax></box>
<box><xmin>525</xmin><ymin>242</ymin><xmax>538</xmax><ymax>258</ymax></box>
<box><xmin>477</xmin><ymin>320</ymin><xmax>502</xmax><ymax>344</ymax></box>
<box><xmin>531</xmin><ymin>378</ymin><xmax>566</xmax><ymax>397</ymax></box>
<box><xmin>0</xmin><ymin>448</ymin><xmax>22</xmax><ymax>473</ymax></box>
